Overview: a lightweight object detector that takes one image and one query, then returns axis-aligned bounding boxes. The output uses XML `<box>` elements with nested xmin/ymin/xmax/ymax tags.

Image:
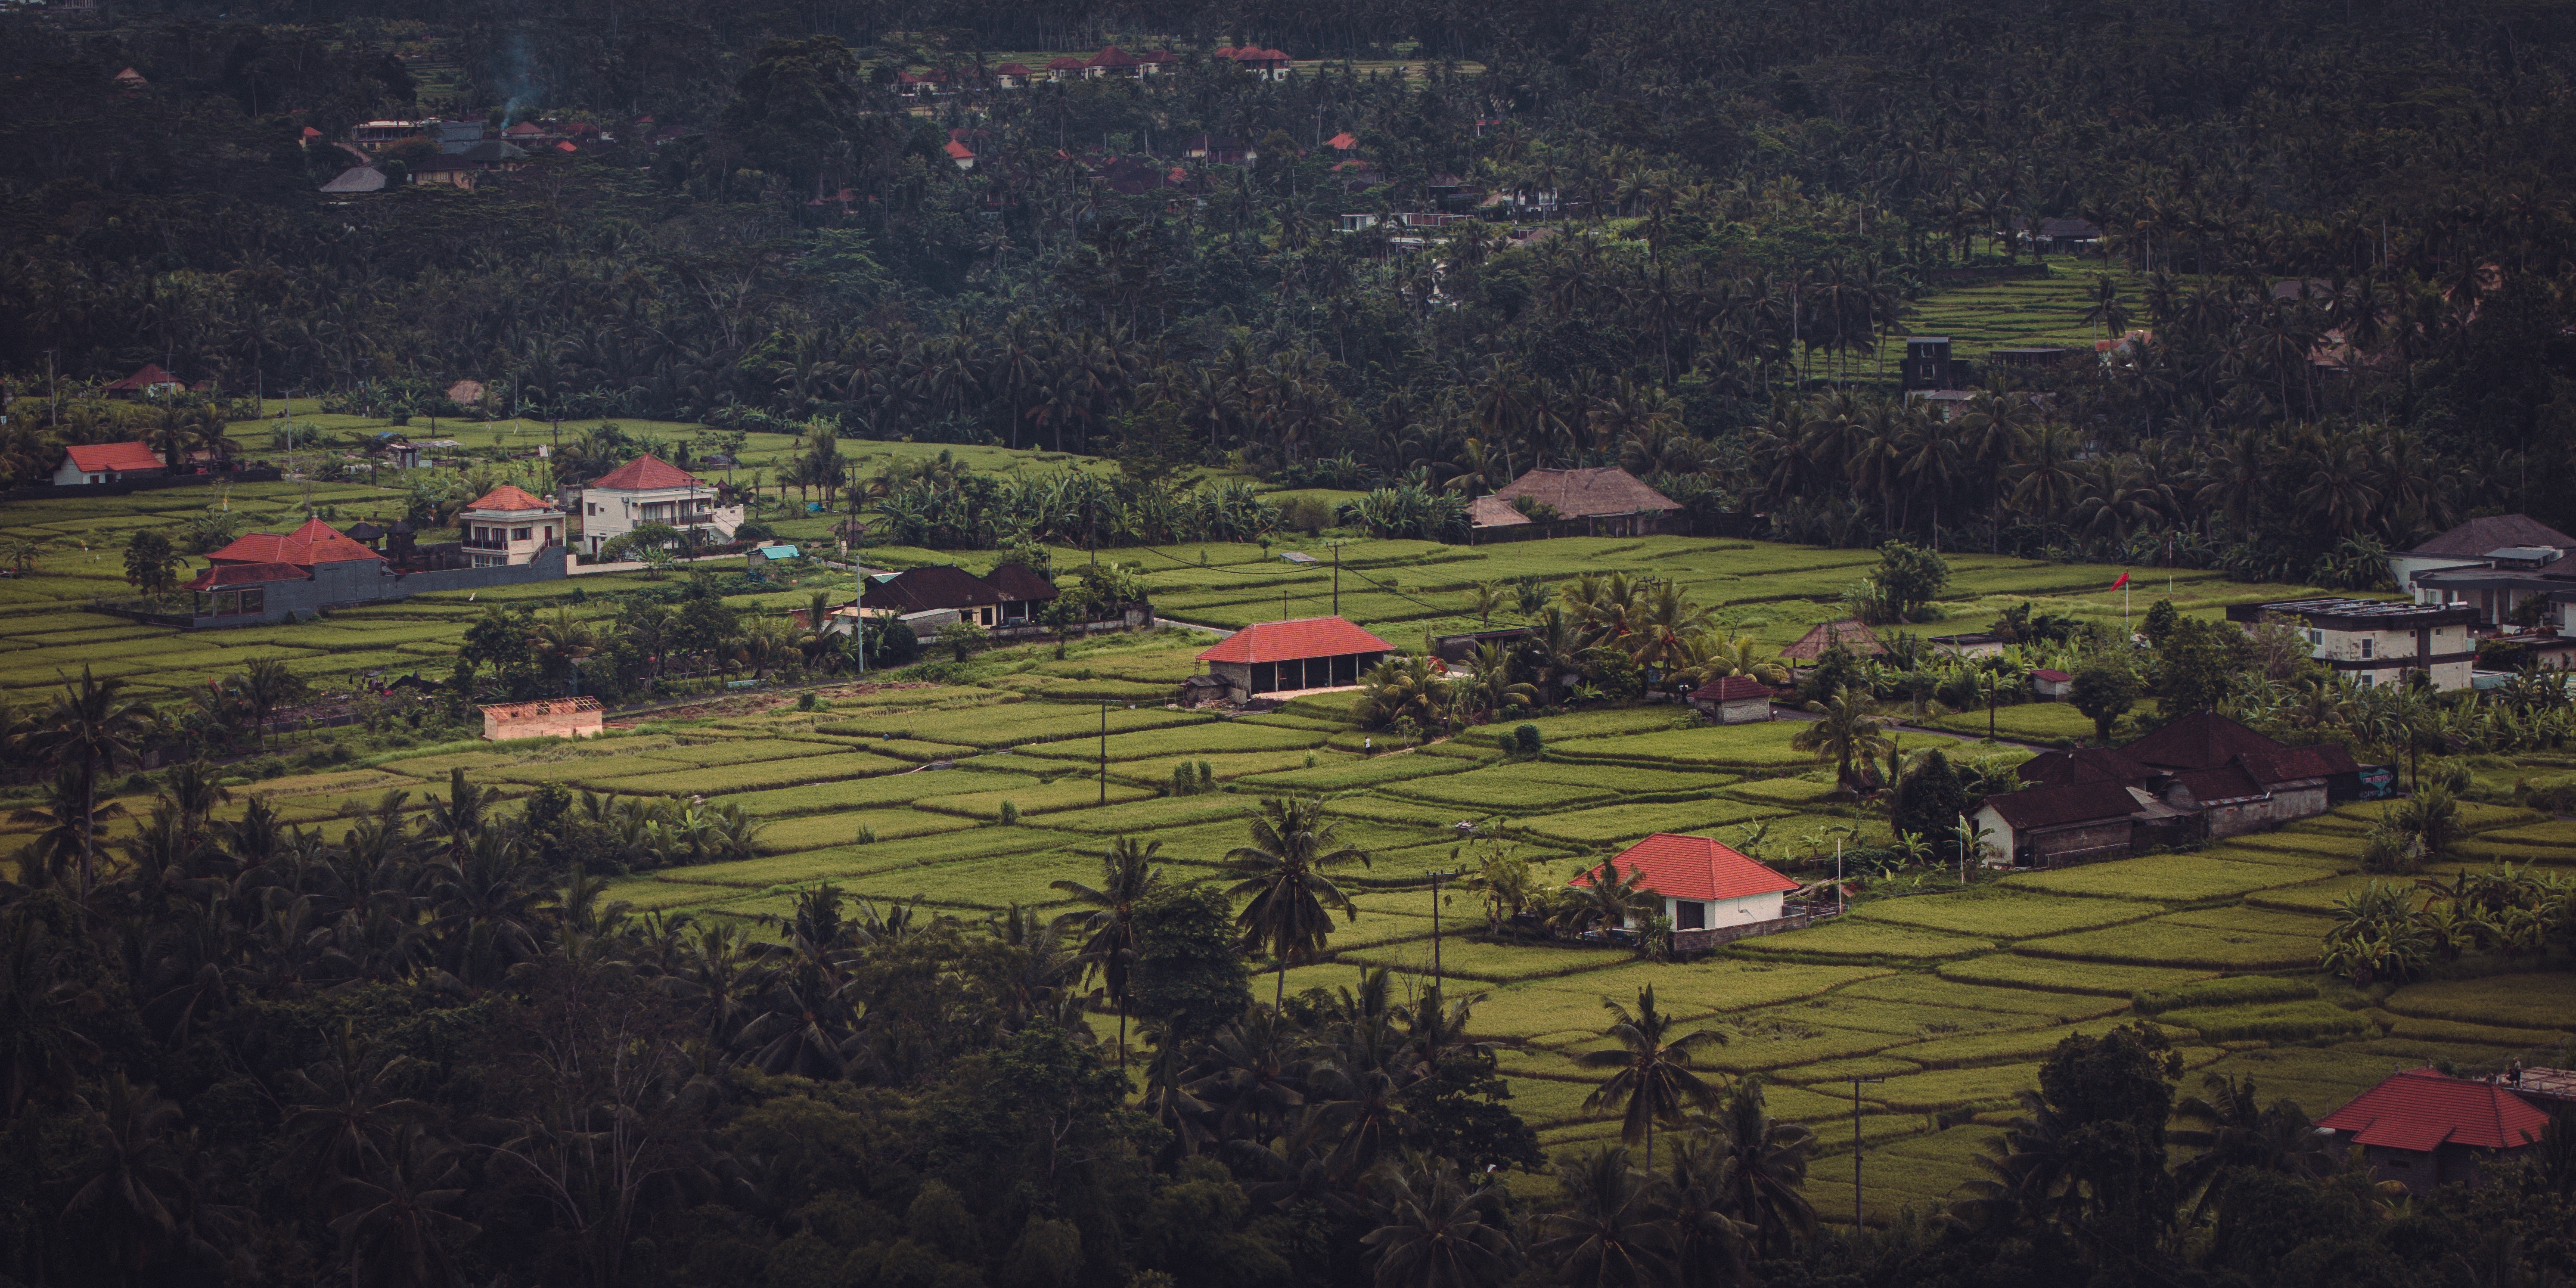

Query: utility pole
<box><xmin>44</xmin><ymin>349</ymin><xmax>58</xmax><ymax>428</ymax></box>
<box><xmin>1849</xmin><ymin>1076</ymin><xmax>1884</xmax><ymax>1228</ymax></box>
<box><xmin>1428</xmin><ymin>868</ymin><xmax>1458</xmax><ymax>987</ymax></box>
<box><xmin>1330</xmin><ymin>540</ymin><xmax>1342</xmax><ymax>616</ymax></box>
<box><xmin>1099</xmin><ymin>701</ymin><xmax>1109</xmax><ymax>804</ymax></box>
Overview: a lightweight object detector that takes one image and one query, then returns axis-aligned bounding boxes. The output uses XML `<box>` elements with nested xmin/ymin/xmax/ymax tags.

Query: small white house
<box><xmin>456</xmin><ymin>484</ymin><xmax>564</xmax><ymax>568</ymax></box>
<box><xmin>54</xmin><ymin>441</ymin><xmax>167</xmax><ymax>487</ymax></box>
<box><xmin>1574</xmin><ymin>833</ymin><xmax>1801</xmax><ymax>934</ymax></box>
<box><xmin>2031</xmin><ymin>667</ymin><xmax>2073</xmax><ymax>700</ymax></box>
<box><xmin>1689</xmin><ymin>674</ymin><xmax>1775</xmax><ymax>724</ymax></box>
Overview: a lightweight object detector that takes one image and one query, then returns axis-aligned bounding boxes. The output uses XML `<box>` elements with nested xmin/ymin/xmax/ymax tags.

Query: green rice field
<box><xmin>6</xmin><ymin>447</ymin><xmax>2569</xmax><ymax>1227</ymax></box>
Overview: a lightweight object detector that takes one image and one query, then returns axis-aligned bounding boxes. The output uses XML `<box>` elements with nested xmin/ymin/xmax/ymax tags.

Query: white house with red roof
<box><xmin>1574</xmin><ymin>833</ymin><xmax>1805</xmax><ymax>947</ymax></box>
<box><xmin>457</xmin><ymin>484</ymin><xmax>565</xmax><ymax>568</ymax></box>
<box><xmin>1194</xmin><ymin>616</ymin><xmax>1392</xmax><ymax>698</ymax></box>
<box><xmin>53</xmin><ymin>441</ymin><xmax>168</xmax><ymax>486</ymax></box>
<box><xmin>574</xmin><ymin>453</ymin><xmax>741</xmax><ymax>556</ymax></box>
<box><xmin>2316</xmin><ymin>1067</ymin><xmax>2553</xmax><ymax>1194</ymax></box>
<box><xmin>101</xmin><ymin>363</ymin><xmax>190</xmax><ymax>400</ymax></box>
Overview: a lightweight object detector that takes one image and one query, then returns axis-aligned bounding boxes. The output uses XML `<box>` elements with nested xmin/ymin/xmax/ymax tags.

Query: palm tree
<box><xmin>1558</xmin><ymin>859</ymin><xmax>1660</xmax><ymax>939</ymax></box>
<box><xmin>1051</xmin><ymin>836</ymin><xmax>1167</xmax><ymax>1067</ymax></box>
<box><xmin>30</xmin><ymin>667</ymin><xmax>158</xmax><ymax>905</ymax></box>
<box><xmin>0</xmin><ymin>913</ymin><xmax>104</xmax><ymax>1116</ymax></box>
<box><xmin>2170</xmin><ymin>1073</ymin><xmax>2336</xmax><ymax>1224</ymax></box>
<box><xmin>326</xmin><ymin>1124</ymin><xmax>479</xmax><ymax>1288</ymax></box>
<box><xmin>276</xmin><ymin>1022</ymin><xmax>434</xmax><ymax>1193</ymax></box>
<box><xmin>1359</xmin><ymin>1154</ymin><xmax>1523</xmax><ymax>1288</ymax></box>
<box><xmin>1791</xmin><ymin>686</ymin><xmax>1893</xmax><ymax>794</ymax></box>
<box><xmin>1685</xmin><ymin>1080</ymin><xmax>1818</xmax><ymax>1257</ymax></box>
<box><xmin>1224</xmin><ymin>798</ymin><xmax>1372</xmax><ymax>1011</ymax></box>
<box><xmin>415</xmin><ymin>768</ymin><xmax>500</xmax><ymax>868</ymax></box>
<box><xmin>1578</xmin><ymin>985</ymin><xmax>1728</xmax><ymax>1171</ymax></box>
<box><xmin>526</xmin><ymin>607</ymin><xmax>601</xmax><ymax>693</ymax></box>
<box><xmin>62</xmin><ymin>1072</ymin><xmax>193</xmax><ymax>1284</ymax></box>
<box><xmin>1471</xmin><ymin>582</ymin><xmax>1508</xmax><ymax>627</ymax></box>
<box><xmin>235</xmin><ymin>656</ymin><xmax>306</xmax><ymax>748</ymax></box>
<box><xmin>1531</xmin><ymin>1145</ymin><xmax>1677</xmax><ymax>1288</ymax></box>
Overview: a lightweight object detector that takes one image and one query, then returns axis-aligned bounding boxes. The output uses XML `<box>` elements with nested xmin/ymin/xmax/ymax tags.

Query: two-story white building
<box><xmin>573</xmin><ymin>454</ymin><xmax>742</xmax><ymax>556</ymax></box>
<box><xmin>456</xmin><ymin>484</ymin><xmax>565</xmax><ymax>568</ymax></box>
<box><xmin>2229</xmin><ymin>598</ymin><xmax>2482</xmax><ymax>692</ymax></box>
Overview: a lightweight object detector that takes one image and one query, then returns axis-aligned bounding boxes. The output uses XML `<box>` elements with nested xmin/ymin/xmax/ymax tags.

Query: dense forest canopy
<box><xmin>11</xmin><ymin>0</ymin><xmax>2576</xmax><ymax>574</ymax></box>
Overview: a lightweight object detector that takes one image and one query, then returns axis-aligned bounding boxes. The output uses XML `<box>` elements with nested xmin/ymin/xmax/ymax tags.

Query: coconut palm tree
<box><xmin>1359</xmin><ymin>1154</ymin><xmax>1523</xmax><ymax>1288</ymax></box>
<box><xmin>1050</xmin><ymin>835</ymin><xmax>1167</xmax><ymax>1067</ymax></box>
<box><xmin>1578</xmin><ymin>985</ymin><xmax>1729</xmax><ymax>1171</ymax></box>
<box><xmin>326</xmin><ymin>1124</ymin><xmax>480</xmax><ymax>1288</ymax></box>
<box><xmin>1791</xmin><ymin>686</ymin><xmax>1893</xmax><ymax>794</ymax></box>
<box><xmin>1531</xmin><ymin>1145</ymin><xmax>1677</xmax><ymax>1288</ymax></box>
<box><xmin>1684</xmin><ymin>1080</ymin><xmax>1818</xmax><ymax>1257</ymax></box>
<box><xmin>29</xmin><ymin>667</ymin><xmax>159</xmax><ymax>905</ymax></box>
<box><xmin>1223</xmin><ymin>798</ymin><xmax>1371</xmax><ymax>1010</ymax></box>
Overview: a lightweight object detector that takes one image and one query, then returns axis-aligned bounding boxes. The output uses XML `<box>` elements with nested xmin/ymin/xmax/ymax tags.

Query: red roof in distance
<box><xmin>1703</xmin><ymin>675</ymin><xmax>1773</xmax><ymax>702</ymax></box>
<box><xmin>64</xmin><ymin>442</ymin><xmax>167</xmax><ymax>473</ymax></box>
<box><xmin>207</xmin><ymin>518</ymin><xmax>385</xmax><ymax>568</ymax></box>
<box><xmin>587</xmin><ymin>453</ymin><xmax>704</xmax><ymax>491</ymax></box>
<box><xmin>103</xmin><ymin>363</ymin><xmax>183</xmax><ymax>391</ymax></box>
<box><xmin>1326</xmin><ymin>131</ymin><xmax>1359</xmax><ymax>150</ymax></box>
<box><xmin>944</xmin><ymin>140</ymin><xmax>977</xmax><ymax>159</ymax></box>
<box><xmin>1085</xmin><ymin>46</ymin><xmax>1142</xmax><ymax>68</ymax></box>
<box><xmin>183</xmin><ymin>561</ymin><xmax>307</xmax><ymax>591</ymax></box>
<box><xmin>464</xmin><ymin>484</ymin><xmax>556</xmax><ymax>512</ymax></box>
<box><xmin>1045</xmin><ymin>56</ymin><xmax>1087</xmax><ymax>69</ymax></box>
<box><xmin>996</xmin><ymin>62</ymin><xmax>1033</xmax><ymax>75</ymax></box>
<box><xmin>1197</xmin><ymin>617</ymin><xmax>1393</xmax><ymax>664</ymax></box>
<box><xmin>1575</xmin><ymin>834</ymin><xmax>1800</xmax><ymax>903</ymax></box>
<box><xmin>2317</xmin><ymin>1068</ymin><xmax>2551</xmax><ymax>1151</ymax></box>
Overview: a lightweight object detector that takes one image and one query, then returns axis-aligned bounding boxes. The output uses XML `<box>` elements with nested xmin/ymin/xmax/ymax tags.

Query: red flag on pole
<box><xmin>2110</xmin><ymin>571</ymin><xmax>2130</xmax><ymax>590</ymax></box>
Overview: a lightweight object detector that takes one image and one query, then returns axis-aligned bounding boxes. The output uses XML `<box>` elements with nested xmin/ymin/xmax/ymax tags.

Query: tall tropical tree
<box><xmin>1223</xmin><ymin>797</ymin><xmax>1371</xmax><ymax>1010</ymax></box>
<box><xmin>1686</xmin><ymin>1080</ymin><xmax>1819</xmax><ymax>1256</ymax></box>
<box><xmin>1359</xmin><ymin>1154</ymin><xmax>1523</xmax><ymax>1288</ymax></box>
<box><xmin>1531</xmin><ymin>1145</ymin><xmax>1677</xmax><ymax>1288</ymax></box>
<box><xmin>1791</xmin><ymin>686</ymin><xmax>1894</xmax><ymax>794</ymax></box>
<box><xmin>1050</xmin><ymin>835</ymin><xmax>1167</xmax><ymax>1067</ymax></box>
<box><xmin>30</xmin><ymin>667</ymin><xmax>158</xmax><ymax>905</ymax></box>
<box><xmin>1578</xmin><ymin>985</ymin><xmax>1728</xmax><ymax>1171</ymax></box>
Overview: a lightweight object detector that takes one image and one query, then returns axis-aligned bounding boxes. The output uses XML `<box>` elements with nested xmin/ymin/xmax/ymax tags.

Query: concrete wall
<box><xmin>177</xmin><ymin>548</ymin><xmax>568</xmax><ymax>627</ymax></box>
<box><xmin>2027</xmin><ymin>820</ymin><xmax>2133</xmax><ymax>866</ymax></box>
<box><xmin>1662</xmin><ymin>891</ymin><xmax>1785</xmax><ymax>929</ymax></box>
<box><xmin>2202</xmin><ymin>785</ymin><xmax>2327</xmax><ymax>838</ymax></box>
<box><xmin>1716</xmin><ymin>697</ymin><xmax>1771</xmax><ymax>724</ymax></box>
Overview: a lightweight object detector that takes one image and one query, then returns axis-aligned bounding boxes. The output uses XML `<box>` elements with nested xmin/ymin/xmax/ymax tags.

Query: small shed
<box><xmin>1195</xmin><ymin>617</ymin><xmax>1392</xmax><ymax>696</ymax></box>
<box><xmin>1972</xmin><ymin>781</ymin><xmax>2141</xmax><ymax>867</ymax></box>
<box><xmin>2030</xmin><ymin>667</ymin><xmax>2073</xmax><ymax>699</ymax></box>
<box><xmin>1690</xmin><ymin>674</ymin><xmax>1775</xmax><ymax>724</ymax></box>
<box><xmin>746</xmin><ymin>543</ymin><xmax>801</xmax><ymax>573</ymax></box>
<box><xmin>481</xmin><ymin>696</ymin><xmax>604</xmax><ymax>742</ymax></box>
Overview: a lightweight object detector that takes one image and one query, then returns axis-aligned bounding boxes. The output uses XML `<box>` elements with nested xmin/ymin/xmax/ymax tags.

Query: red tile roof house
<box><xmin>2317</xmin><ymin>1068</ymin><xmax>2553</xmax><ymax>1195</ymax></box>
<box><xmin>139</xmin><ymin>516</ymin><xmax>568</xmax><ymax>628</ymax></box>
<box><xmin>1571</xmin><ymin>834</ymin><xmax>1811</xmax><ymax>950</ymax></box>
<box><xmin>101</xmin><ymin>363</ymin><xmax>188</xmax><ymax>400</ymax></box>
<box><xmin>1688</xmin><ymin>673</ymin><xmax>1776</xmax><ymax>724</ymax></box>
<box><xmin>572</xmin><ymin>454</ymin><xmax>742</xmax><ymax>556</ymax></box>
<box><xmin>1193</xmin><ymin>617</ymin><xmax>1393</xmax><ymax>700</ymax></box>
<box><xmin>53</xmin><ymin>441</ymin><xmax>168</xmax><ymax>486</ymax></box>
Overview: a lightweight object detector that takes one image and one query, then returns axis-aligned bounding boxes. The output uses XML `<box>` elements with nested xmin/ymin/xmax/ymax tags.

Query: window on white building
<box><xmin>2360</xmin><ymin>638</ymin><xmax>2374</xmax><ymax>659</ymax></box>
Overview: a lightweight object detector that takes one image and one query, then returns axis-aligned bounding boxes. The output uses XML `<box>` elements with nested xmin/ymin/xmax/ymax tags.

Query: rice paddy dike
<box><xmin>5</xmin><ymin>440</ymin><xmax>2571</xmax><ymax>1222</ymax></box>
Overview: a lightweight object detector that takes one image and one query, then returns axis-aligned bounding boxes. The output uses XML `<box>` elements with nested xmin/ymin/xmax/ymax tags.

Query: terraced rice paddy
<box><xmin>6</xmin><ymin>457</ymin><xmax>2568</xmax><ymax>1226</ymax></box>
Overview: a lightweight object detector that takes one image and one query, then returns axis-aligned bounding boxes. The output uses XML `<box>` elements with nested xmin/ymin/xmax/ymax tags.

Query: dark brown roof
<box><xmin>1980</xmin><ymin>781</ymin><xmax>2141</xmax><ymax>831</ymax></box>
<box><xmin>984</xmin><ymin>563</ymin><xmax>1059</xmax><ymax>602</ymax></box>
<box><xmin>2403</xmin><ymin>514</ymin><xmax>2576</xmax><ymax>559</ymax></box>
<box><xmin>860</xmin><ymin>565</ymin><xmax>1002</xmax><ymax>614</ymax></box>
<box><xmin>2238</xmin><ymin>744</ymin><xmax>2360</xmax><ymax>784</ymax></box>
<box><xmin>2171</xmin><ymin>764</ymin><xmax>2270</xmax><ymax>807</ymax></box>
<box><xmin>2018</xmin><ymin>746</ymin><xmax>2157</xmax><ymax>788</ymax></box>
<box><xmin>2121</xmin><ymin>711</ymin><xmax>2286</xmax><ymax>773</ymax></box>
<box><xmin>1491</xmin><ymin>466</ymin><xmax>1679</xmax><ymax>519</ymax></box>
